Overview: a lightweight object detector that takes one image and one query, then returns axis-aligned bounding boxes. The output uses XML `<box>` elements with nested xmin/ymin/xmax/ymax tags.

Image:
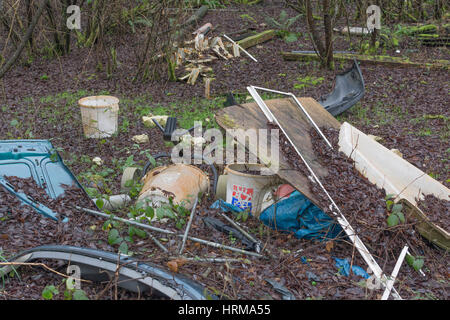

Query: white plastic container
<box><xmin>224</xmin><ymin>164</ymin><xmax>279</xmax><ymax>217</ymax></box>
<box><xmin>78</xmin><ymin>96</ymin><xmax>119</xmax><ymax>138</ymax></box>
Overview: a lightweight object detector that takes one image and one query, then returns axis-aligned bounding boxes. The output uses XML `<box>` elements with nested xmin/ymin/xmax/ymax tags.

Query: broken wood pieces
<box><xmin>204</xmin><ymin>78</ymin><xmax>212</xmax><ymax>99</ymax></box>
<box><xmin>381</xmin><ymin>245</ymin><xmax>408</xmax><ymax>300</ymax></box>
<box><xmin>187</xmin><ymin>68</ymin><xmax>200</xmax><ymax>85</ymax></box>
<box><xmin>223</xmin><ymin>34</ymin><xmax>257</xmax><ymax>62</ymax></box>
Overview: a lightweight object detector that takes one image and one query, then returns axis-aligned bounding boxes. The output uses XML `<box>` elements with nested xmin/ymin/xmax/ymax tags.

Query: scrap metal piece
<box><xmin>179</xmin><ymin>196</ymin><xmax>199</xmax><ymax>255</ymax></box>
<box><xmin>75</xmin><ymin>206</ymin><xmax>264</xmax><ymax>258</ymax></box>
<box><xmin>0</xmin><ymin>245</ymin><xmax>212</xmax><ymax>300</ymax></box>
<box><xmin>0</xmin><ymin>176</ymin><xmax>67</xmax><ymax>222</ymax></box>
<box><xmin>318</xmin><ymin>59</ymin><xmax>365</xmax><ymax>116</ymax></box>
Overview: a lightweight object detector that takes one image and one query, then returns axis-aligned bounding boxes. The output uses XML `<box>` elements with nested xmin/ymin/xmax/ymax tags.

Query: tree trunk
<box><xmin>0</xmin><ymin>0</ymin><xmax>49</xmax><ymax>79</ymax></box>
<box><xmin>45</xmin><ymin>1</ymin><xmax>64</xmax><ymax>54</ymax></box>
<box><xmin>305</xmin><ymin>0</ymin><xmax>325</xmax><ymax>57</ymax></box>
<box><xmin>323</xmin><ymin>0</ymin><xmax>333</xmax><ymax>69</ymax></box>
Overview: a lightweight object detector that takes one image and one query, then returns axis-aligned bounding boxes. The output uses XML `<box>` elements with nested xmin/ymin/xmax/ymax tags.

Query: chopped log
<box><xmin>236</xmin><ymin>30</ymin><xmax>276</xmax><ymax>49</ymax></box>
<box><xmin>281</xmin><ymin>51</ymin><xmax>450</xmax><ymax>70</ymax></box>
<box><xmin>187</xmin><ymin>68</ymin><xmax>200</xmax><ymax>85</ymax></box>
<box><xmin>204</xmin><ymin>78</ymin><xmax>211</xmax><ymax>99</ymax></box>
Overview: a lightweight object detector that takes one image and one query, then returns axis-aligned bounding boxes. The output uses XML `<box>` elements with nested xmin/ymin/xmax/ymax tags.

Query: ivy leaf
<box><xmin>73</xmin><ymin>289</ymin><xmax>89</xmax><ymax>300</ymax></box>
<box><xmin>134</xmin><ymin>228</ymin><xmax>147</xmax><ymax>239</ymax></box>
<box><xmin>405</xmin><ymin>254</ymin><xmax>415</xmax><ymax>267</ymax></box>
<box><xmin>147</xmin><ymin>154</ymin><xmax>156</xmax><ymax>167</ymax></box>
<box><xmin>386</xmin><ymin>199</ymin><xmax>394</xmax><ymax>211</ymax></box>
<box><xmin>96</xmin><ymin>198</ymin><xmax>104</xmax><ymax>210</ymax></box>
<box><xmin>118</xmin><ymin>242</ymin><xmax>128</xmax><ymax>254</ymax></box>
<box><xmin>387</xmin><ymin>214</ymin><xmax>399</xmax><ymax>227</ymax></box>
<box><xmin>42</xmin><ymin>285</ymin><xmax>59</xmax><ymax>300</ymax></box>
<box><xmin>396</xmin><ymin>211</ymin><xmax>406</xmax><ymax>223</ymax></box>
<box><xmin>145</xmin><ymin>206</ymin><xmax>154</xmax><ymax>219</ymax></box>
<box><xmin>392</xmin><ymin>203</ymin><xmax>403</xmax><ymax>214</ymax></box>
<box><xmin>284</xmin><ymin>32</ymin><xmax>298</xmax><ymax>43</ymax></box>
<box><xmin>412</xmin><ymin>258</ymin><xmax>424</xmax><ymax>271</ymax></box>
<box><xmin>108</xmin><ymin>229</ymin><xmax>121</xmax><ymax>245</ymax></box>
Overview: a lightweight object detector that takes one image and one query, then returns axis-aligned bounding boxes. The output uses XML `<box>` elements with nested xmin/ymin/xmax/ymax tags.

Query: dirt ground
<box><xmin>0</xmin><ymin>2</ymin><xmax>449</xmax><ymax>300</ymax></box>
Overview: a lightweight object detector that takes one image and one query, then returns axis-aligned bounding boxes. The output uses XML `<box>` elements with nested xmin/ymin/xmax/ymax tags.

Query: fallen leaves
<box><xmin>167</xmin><ymin>258</ymin><xmax>189</xmax><ymax>273</ymax></box>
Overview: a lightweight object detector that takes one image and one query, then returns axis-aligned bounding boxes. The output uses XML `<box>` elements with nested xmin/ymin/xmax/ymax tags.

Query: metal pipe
<box><xmin>76</xmin><ymin>206</ymin><xmax>263</xmax><ymax>258</ymax></box>
<box><xmin>179</xmin><ymin>196</ymin><xmax>198</xmax><ymax>255</ymax></box>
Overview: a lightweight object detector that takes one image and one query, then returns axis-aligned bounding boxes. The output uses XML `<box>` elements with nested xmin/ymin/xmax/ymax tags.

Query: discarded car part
<box><xmin>247</xmin><ymin>86</ymin><xmax>333</xmax><ymax>149</ymax></box>
<box><xmin>179</xmin><ymin>196</ymin><xmax>199</xmax><ymax>255</ymax></box>
<box><xmin>0</xmin><ymin>245</ymin><xmax>212</xmax><ymax>300</ymax></box>
<box><xmin>202</xmin><ymin>216</ymin><xmax>257</xmax><ymax>251</ymax></box>
<box><xmin>120</xmin><ymin>167</ymin><xmax>142</xmax><ymax>193</ymax></box>
<box><xmin>264</xmin><ymin>278</ymin><xmax>296</xmax><ymax>300</ymax></box>
<box><xmin>92</xmin><ymin>194</ymin><xmax>131</xmax><ymax>211</ymax></box>
<box><xmin>139</xmin><ymin>164</ymin><xmax>209</xmax><ymax>211</ymax></box>
<box><xmin>249</xmin><ymin>90</ymin><xmax>402</xmax><ymax>300</ymax></box>
<box><xmin>338</xmin><ymin>122</ymin><xmax>450</xmax><ymax>249</ymax></box>
<box><xmin>0</xmin><ymin>140</ymin><xmax>89</xmax><ymax>200</ymax></box>
<box><xmin>0</xmin><ymin>176</ymin><xmax>67</xmax><ymax>222</ymax></box>
<box><xmin>223</xmin><ymin>163</ymin><xmax>279</xmax><ymax>216</ymax></box>
<box><xmin>381</xmin><ymin>246</ymin><xmax>409</xmax><ymax>300</ymax></box>
<box><xmin>78</xmin><ymin>96</ymin><xmax>120</xmax><ymax>138</ymax></box>
<box><xmin>76</xmin><ymin>206</ymin><xmax>264</xmax><ymax>258</ymax></box>
<box><xmin>223</xmin><ymin>34</ymin><xmax>258</xmax><ymax>62</ymax></box>
<box><xmin>318</xmin><ymin>59</ymin><xmax>365</xmax><ymax>116</ymax></box>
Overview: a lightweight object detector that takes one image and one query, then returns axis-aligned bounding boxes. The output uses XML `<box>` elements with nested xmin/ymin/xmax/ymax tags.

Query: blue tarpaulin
<box><xmin>211</xmin><ymin>196</ymin><xmax>368</xmax><ymax>278</ymax></box>
<box><xmin>334</xmin><ymin>257</ymin><xmax>370</xmax><ymax>279</ymax></box>
<box><xmin>258</xmin><ymin>191</ymin><xmax>343</xmax><ymax>241</ymax></box>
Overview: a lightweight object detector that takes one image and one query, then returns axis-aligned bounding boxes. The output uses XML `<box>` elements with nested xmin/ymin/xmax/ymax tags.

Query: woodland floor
<box><xmin>0</xmin><ymin>2</ymin><xmax>449</xmax><ymax>300</ymax></box>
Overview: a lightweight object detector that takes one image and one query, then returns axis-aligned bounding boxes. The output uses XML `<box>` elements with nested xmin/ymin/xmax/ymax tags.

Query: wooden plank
<box><xmin>281</xmin><ymin>51</ymin><xmax>450</xmax><ymax>70</ymax></box>
<box><xmin>215</xmin><ymin>97</ymin><xmax>340</xmax><ymax>210</ymax></box>
<box><xmin>237</xmin><ymin>30</ymin><xmax>276</xmax><ymax>49</ymax></box>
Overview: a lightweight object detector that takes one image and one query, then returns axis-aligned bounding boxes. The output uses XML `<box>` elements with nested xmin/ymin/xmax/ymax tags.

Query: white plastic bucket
<box><xmin>224</xmin><ymin>164</ymin><xmax>279</xmax><ymax>217</ymax></box>
<box><xmin>78</xmin><ymin>96</ymin><xmax>119</xmax><ymax>138</ymax></box>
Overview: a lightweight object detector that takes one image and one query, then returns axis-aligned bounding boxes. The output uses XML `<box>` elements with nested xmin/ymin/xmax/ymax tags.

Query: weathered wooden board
<box><xmin>215</xmin><ymin>97</ymin><xmax>340</xmax><ymax>210</ymax></box>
